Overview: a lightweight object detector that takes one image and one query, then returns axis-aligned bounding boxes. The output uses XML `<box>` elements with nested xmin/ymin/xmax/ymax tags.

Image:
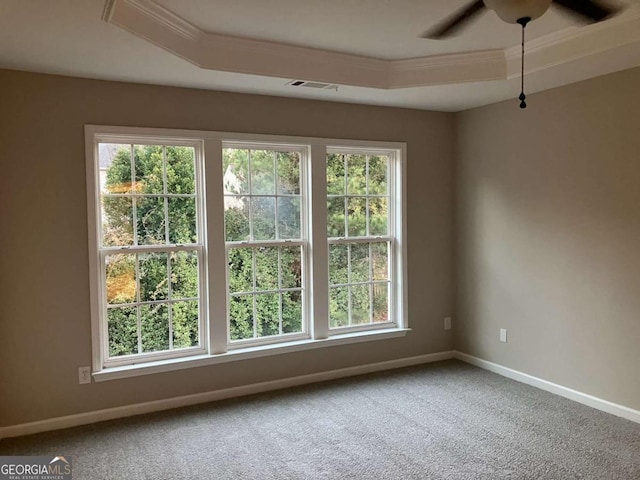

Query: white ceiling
<box><xmin>155</xmin><ymin>0</ymin><xmax>577</xmax><ymax>59</ymax></box>
<box><xmin>1</xmin><ymin>0</ymin><xmax>639</xmax><ymax>111</ymax></box>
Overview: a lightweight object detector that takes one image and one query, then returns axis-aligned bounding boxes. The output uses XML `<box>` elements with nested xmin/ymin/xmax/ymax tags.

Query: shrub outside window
<box><xmin>94</xmin><ymin>140</ymin><xmax>206</xmax><ymax>367</ymax></box>
<box><xmin>327</xmin><ymin>150</ymin><xmax>394</xmax><ymax>333</ymax></box>
<box><xmin>223</xmin><ymin>146</ymin><xmax>307</xmax><ymax>346</ymax></box>
<box><xmin>86</xmin><ymin>126</ymin><xmax>406</xmax><ymax>375</ymax></box>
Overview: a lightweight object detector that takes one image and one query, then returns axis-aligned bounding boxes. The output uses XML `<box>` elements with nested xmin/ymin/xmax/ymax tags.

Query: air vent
<box><xmin>287</xmin><ymin>80</ymin><xmax>338</xmax><ymax>90</ymax></box>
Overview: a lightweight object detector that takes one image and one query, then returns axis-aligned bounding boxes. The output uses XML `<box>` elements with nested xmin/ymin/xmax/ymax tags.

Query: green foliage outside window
<box><xmin>102</xmin><ymin>144</ymin><xmax>199</xmax><ymax>357</ymax></box>
<box><xmin>223</xmin><ymin>148</ymin><xmax>304</xmax><ymax>341</ymax></box>
<box><xmin>102</xmin><ymin>146</ymin><xmax>393</xmax><ymax>355</ymax></box>
<box><xmin>326</xmin><ymin>153</ymin><xmax>390</xmax><ymax>328</ymax></box>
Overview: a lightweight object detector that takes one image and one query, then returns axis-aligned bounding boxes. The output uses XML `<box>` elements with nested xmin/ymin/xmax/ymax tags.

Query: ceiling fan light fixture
<box><xmin>422</xmin><ymin>0</ymin><xmax>622</xmax><ymax>108</ymax></box>
<box><xmin>483</xmin><ymin>0</ymin><xmax>552</xmax><ymax>23</ymax></box>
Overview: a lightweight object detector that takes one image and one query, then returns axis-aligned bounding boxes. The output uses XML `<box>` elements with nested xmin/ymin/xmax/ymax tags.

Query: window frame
<box><xmin>86</xmin><ymin>132</ymin><xmax>209</xmax><ymax>369</ymax></box>
<box><xmin>326</xmin><ymin>147</ymin><xmax>399</xmax><ymax>335</ymax></box>
<box><xmin>86</xmin><ymin>126</ymin><xmax>408</xmax><ymax>380</ymax></box>
<box><xmin>222</xmin><ymin>141</ymin><xmax>311</xmax><ymax>348</ymax></box>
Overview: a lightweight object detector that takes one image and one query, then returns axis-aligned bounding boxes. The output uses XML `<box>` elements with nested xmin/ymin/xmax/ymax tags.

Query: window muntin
<box><xmin>328</xmin><ymin>241</ymin><xmax>391</xmax><ymax>328</ymax></box>
<box><xmin>88</xmin><ymin>127</ymin><xmax>405</xmax><ymax>374</ymax></box>
<box><xmin>327</xmin><ymin>151</ymin><xmax>394</xmax><ymax>331</ymax></box>
<box><xmin>326</xmin><ymin>153</ymin><xmax>389</xmax><ymax>238</ymax></box>
<box><xmin>223</xmin><ymin>146</ymin><xmax>307</xmax><ymax>345</ymax></box>
<box><xmin>227</xmin><ymin>246</ymin><xmax>304</xmax><ymax>341</ymax></box>
<box><xmin>97</xmin><ymin>141</ymin><xmax>205</xmax><ymax>365</ymax></box>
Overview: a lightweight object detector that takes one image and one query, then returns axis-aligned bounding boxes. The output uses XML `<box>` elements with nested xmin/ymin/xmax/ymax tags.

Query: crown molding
<box><xmin>102</xmin><ymin>0</ymin><xmax>117</xmax><ymax>23</ymax></box>
<box><xmin>390</xmin><ymin>50</ymin><xmax>506</xmax><ymax>88</ymax></box>
<box><xmin>505</xmin><ymin>5</ymin><xmax>640</xmax><ymax>78</ymax></box>
<box><xmin>105</xmin><ymin>0</ymin><xmax>640</xmax><ymax>90</ymax></box>
<box><xmin>107</xmin><ymin>0</ymin><xmax>504</xmax><ymax>88</ymax></box>
<box><xmin>122</xmin><ymin>0</ymin><xmax>200</xmax><ymax>41</ymax></box>
<box><xmin>196</xmin><ymin>32</ymin><xmax>390</xmax><ymax>89</ymax></box>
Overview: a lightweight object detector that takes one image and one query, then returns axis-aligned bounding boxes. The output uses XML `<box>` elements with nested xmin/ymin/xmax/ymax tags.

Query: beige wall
<box><xmin>455</xmin><ymin>67</ymin><xmax>640</xmax><ymax>411</ymax></box>
<box><xmin>5</xmin><ymin>63</ymin><xmax>637</xmax><ymax>429</ymax></box>
<box><xmin>0</xmin><ymin>69</ymin><xmax>455</xmax><ymax>426</ymax></box>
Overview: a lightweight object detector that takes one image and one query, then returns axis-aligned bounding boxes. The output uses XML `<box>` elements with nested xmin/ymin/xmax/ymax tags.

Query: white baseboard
<box><xmin>454</xmin><ymin>351</ymin><xmax>640</xmax><ymax>425</ymax></box>
<box><xmin>0</xmin><ymin>351</ymin><xmax>454</xmax><ymax>440</ymax></box>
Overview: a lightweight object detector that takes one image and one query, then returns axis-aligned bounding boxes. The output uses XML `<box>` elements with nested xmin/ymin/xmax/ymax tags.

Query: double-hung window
<box><xmin>327</xmin><ymin>149</ymin><xmax>394</xmax><ymax>332</ymax></box>
<box><xmin>89</xmin><ymin>138</ymin><xmax>206</xmax><ymax>368</ymax></box>
<box><xmin>86</xmin><ymin>127</ymin><xmax>406</xmax><ymax>379</ymax></box>
<box><xmin>223</xmin><ymin>144</ymin><xmax>307</xmax><ymax>346</ymax></box>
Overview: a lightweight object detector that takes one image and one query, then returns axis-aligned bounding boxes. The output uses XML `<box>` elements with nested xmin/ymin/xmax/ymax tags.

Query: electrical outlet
<box><xmin>444</xmin><ymin>317</ymin><xmax>452</xmax><ymax>330</ymax></box>
<box><xmin>79</xmin><ymin>366</ymin><xmax>91</xmax><ymax>384</ymax></box>
<box><xmin>500</xmin><ymin>328</ymin><xmax>508</xmax><ymax>343</ymax></box>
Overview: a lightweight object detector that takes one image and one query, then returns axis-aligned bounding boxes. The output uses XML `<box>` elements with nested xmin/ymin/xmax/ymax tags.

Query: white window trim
<box><xmin>325</xmin><ymin>146</ymin><xmax>403</xmax><ymax>334</ymax></box>
<box><xmin>86</xmin><ymin>131</ymin><xmax>210</xmax><ymax>370</ymax></box>
<box><xmin>222</xmin><ymin>142</ymin><xmax>311</xmax><ymax>348</ymax></box>
<box><xmin>85</xmin><ymin>125</ymin><xmax>408</xmax><ymax>381</ymax></box>
<box><xmin>92</xmin><ymin>328</ymin><xmax>411</xmax><ymax>382</ymax></box>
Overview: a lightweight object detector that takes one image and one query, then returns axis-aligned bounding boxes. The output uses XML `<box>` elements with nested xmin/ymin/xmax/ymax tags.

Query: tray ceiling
<box><xmin>0</xmin><ymin>0</ymin><xmax>639</xmax><ymax>111</ymax></box>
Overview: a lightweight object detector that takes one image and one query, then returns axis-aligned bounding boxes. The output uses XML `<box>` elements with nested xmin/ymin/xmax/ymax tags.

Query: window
<box><xmin>327</xmin><ymin>151</ymin><xmax>392</xmax><ymax>331</ymax></box>
<box><xmin>92</xmin><ymin>140</ymin><xmax>206</xmax><ymax>367</ymax></box>
<box><xmin>86</xmin><ymin>127</ymin><xmax>406</xmax><ymax>378</ymax></box>
<box><xmin>223</xmin><ymin>145</ymin><xmax>307</xmax><ymax>345</ymax></box>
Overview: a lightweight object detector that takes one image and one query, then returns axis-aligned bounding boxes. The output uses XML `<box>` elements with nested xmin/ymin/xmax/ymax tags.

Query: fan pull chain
<box><xmin>517</xmin><ymin>17</ymin><xmax>530</xmax><ymax>109</ymax></box>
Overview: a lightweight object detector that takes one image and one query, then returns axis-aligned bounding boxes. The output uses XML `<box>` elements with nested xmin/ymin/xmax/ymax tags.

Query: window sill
<box><xmin>92</xmin><ymin>328</ymin><xmax>410</xmax><ymax>382</ymax></box>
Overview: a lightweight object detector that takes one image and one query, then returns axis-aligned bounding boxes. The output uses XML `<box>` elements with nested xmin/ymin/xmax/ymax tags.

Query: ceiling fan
<box><xmin>422</xmin><ymin>0</ymin><xmax>622</xmax><ymax>108</ymax></box>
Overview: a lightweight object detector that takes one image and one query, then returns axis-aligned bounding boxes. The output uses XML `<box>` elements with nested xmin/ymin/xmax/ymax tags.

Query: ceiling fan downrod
<box><xmin>517</xmin><ymin>16</ymin><xmax>531</xmax><ymax>109</ymax></box>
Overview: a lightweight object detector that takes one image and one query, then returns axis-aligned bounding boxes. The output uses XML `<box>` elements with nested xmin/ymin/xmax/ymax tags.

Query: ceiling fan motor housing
<box><xmin>484</xmin><ymin>0</ymin><xmax>553</xmax><ymax>23</ymax></box>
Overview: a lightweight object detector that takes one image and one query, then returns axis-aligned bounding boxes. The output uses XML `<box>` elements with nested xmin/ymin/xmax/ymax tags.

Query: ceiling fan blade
<box><xmin>421</xmin><ymin>0</ymin><xmax>486</xmax><ymax>39</ymax></box>
<box><xmin>552</xmin><ymin>0</ymin><xmax>620</xmax><ymax>22</ymax></box>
